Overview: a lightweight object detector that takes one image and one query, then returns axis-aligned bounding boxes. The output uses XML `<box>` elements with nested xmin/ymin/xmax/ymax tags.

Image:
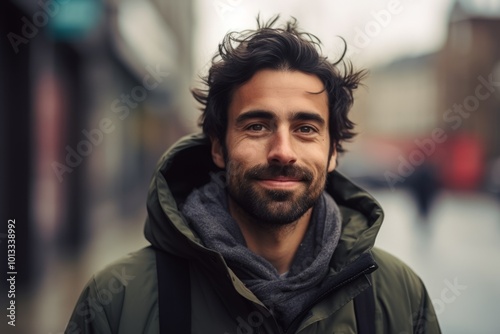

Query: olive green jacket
<box><xmin>66</xmin><ymin>133</ymin><xmax>441</xmax><ymax>334</ymax></box>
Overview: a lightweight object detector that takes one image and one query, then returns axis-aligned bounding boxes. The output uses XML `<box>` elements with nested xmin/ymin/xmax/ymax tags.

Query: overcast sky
<box><xmin>193</xmin><ymin>0</ymin><xmax>457</xmax><ymax>72</ymax></box>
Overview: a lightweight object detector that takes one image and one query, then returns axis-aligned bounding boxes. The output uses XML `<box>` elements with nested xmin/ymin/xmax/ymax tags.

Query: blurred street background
<box><xmin>1</xmin><ymin>0</ymin><xmax>499</xmax><ymax>333</ymax></box>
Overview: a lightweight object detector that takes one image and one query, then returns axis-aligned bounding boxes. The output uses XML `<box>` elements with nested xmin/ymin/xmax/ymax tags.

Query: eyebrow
<box><xmin>235</xmin><ymin>110</ymin><xmax>274</xmax><ymax>126</ymax></box>
<box><xmin>291</xmin><ymin>111</ymin><xmax>326</xmax><ymax>126</ymax></box>
<box><xmin>235</xmin><ymin>110</ymin><xmax>326</xmax><ymax>126</ymax></box>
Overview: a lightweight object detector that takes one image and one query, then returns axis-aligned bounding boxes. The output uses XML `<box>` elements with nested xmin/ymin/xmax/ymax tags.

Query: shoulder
<box><xmin>81</xmin><ymin>247</ymin><xmax>159</xmax><ymax>333</ymax></box>
<box><xmin>92</xmin><ymin>246</ymin><xmax>157</xmax><ymax>288</ymax></box>
<box><xmin>371</xmin><ymin>247</ymin><xmax>424</xmax><ymax>289</ymax></box>
<box><xmin>90</xmin><ymin>247</ymin><xmax>159</xmax><ymax>309</ymax></box>
<box><xmin>369</xmin><ymin>248</ymin><xmax>441</xmax><ymax>332</ymax></box>
<box><xmin>370</xmin><ymin>247</ymin><xmax>429</xmax><ymax>311</ymax></box>
<box><xmin>370</xmin><ymin>247</ymin><xmax>428</xmax><ymax>317</ymax></box>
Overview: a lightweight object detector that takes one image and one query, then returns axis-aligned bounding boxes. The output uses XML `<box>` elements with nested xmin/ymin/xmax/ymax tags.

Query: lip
<box><xmin>257</xmin><ymin>178</ymin><xmax>303</xmax><ymax>189</ymax></box>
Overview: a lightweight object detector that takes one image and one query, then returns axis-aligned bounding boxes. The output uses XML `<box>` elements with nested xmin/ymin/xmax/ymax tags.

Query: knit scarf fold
<box><xmin>181</xmin><ymin>176</ymin><xmax>342</xmax><ymax>329</ymax></box>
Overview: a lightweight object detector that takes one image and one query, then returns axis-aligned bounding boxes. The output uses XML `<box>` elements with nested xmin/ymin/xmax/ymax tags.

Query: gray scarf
<box><xmin>181</xmin><ymin>176</ymin><xmax>342</xmax><ymax>329</ymax></box>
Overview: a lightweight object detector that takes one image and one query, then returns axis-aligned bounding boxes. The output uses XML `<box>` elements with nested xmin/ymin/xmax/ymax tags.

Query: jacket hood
<box><xmin>144</xmin><ymin>133</ymin><xmax>384</xmax><ymax>268</ymax></box>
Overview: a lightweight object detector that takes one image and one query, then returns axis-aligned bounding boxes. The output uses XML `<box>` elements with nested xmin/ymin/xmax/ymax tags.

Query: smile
<box><xmin>257</xmin><ymin>177</ymin><xmax>303</xmax><ymax>189</ymax></box>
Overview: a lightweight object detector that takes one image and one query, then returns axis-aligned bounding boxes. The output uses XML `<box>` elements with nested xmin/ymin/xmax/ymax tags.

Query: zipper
<box><xmin>282</xmin><ymin>263</ymin><xmax>377</xmax><ymax>334</ymax></box>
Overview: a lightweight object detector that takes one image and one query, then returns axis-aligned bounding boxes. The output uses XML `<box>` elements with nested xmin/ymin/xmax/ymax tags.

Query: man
<box><xmin>66</xmin><ymin>17</ymin><xmax>441</xmax><ymax>333</ymax></box>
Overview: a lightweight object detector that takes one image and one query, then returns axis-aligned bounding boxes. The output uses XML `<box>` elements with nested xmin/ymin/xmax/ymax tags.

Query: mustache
<box><xmin>245</xmin><ymin>164</ymin><xmax>313</xmax><ymax>182</ymax></box>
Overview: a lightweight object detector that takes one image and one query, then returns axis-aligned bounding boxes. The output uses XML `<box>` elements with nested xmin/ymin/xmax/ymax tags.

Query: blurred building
<box><xmin>345</xmin><ymin>0</ymin><xmax>500</xmax><ymax>192</ymax></box>
<box><xmin>437</xmin><ymin>0</ymin><xmax>500</xmax><ymax>189</ymax></box>
<box><xmin>1</xmin><ymin>0</ymin><xmax>195</xmax><ymax>296</ymax></box>
<box><xmin>354</xmin><ymin>54</ymin><xmax>438</xmax><ymax>139</ymax></box>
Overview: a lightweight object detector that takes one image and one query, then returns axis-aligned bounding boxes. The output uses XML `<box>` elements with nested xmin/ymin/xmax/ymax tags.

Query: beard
<box><xmin>225</xmin><ymin>161</ymin><xmax>327</xmax><ymax>228</ymax></box>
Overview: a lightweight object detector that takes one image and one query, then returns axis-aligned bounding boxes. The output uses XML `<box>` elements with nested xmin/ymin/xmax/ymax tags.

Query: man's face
<box><xmin>212</xmin><ymin>69</ymin><xmax>337</xmax><ymax>227</ymax></box>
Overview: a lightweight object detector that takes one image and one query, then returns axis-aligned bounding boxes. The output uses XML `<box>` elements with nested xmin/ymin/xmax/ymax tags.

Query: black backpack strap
<box><xmin>155</xmin><ymin>248</ymin><xmax>191</xmax><ymax>334</ymax></box>
<box><xmin>354</xmin><ymin>281</ymin><xmax>376</xmax><ymax>334</ymax></box>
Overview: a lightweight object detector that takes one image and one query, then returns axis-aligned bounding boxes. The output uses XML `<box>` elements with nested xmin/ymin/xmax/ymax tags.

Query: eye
<box><xmin>297</xmin><ymin>126</ymin><xmax>315</xmax><ymax>133</ymax></box>
<box><xmin>247</xmin><ymin>124</ymin><xmax>265</xmax><ymax>131</ymax></box>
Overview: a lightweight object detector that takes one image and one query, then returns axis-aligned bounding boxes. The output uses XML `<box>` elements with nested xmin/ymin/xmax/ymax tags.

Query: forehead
<box><xmin>228</xmin><ymin>69</ymin><xmax>328</xmax><ymax>120</ymax></box>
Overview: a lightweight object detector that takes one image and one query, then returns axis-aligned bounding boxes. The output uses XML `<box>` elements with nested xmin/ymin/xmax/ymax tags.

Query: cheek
<box><xmin>226</xmin><ymin>160</ymin><xmax>249</xmax><ymax>189</ymax></box>
<box><xmin>302</xmin><ymin>147</ymin><xmax>331</xmax><ymax>169</ymax></box>
<box><xmin>230</xmin><ymin>140</ymin><xmax>262</xmax><ymax>162</ymax></box>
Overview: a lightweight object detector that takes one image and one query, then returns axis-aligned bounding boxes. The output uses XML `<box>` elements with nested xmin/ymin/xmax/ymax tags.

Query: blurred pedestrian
<box><xmin>406</xmin><ymin>162</ymin><xmax>440</xmax><ymax>221</ymax></box>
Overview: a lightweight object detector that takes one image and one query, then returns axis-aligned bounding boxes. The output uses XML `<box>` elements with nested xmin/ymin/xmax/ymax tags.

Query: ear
<box><xmin>211</xmin><ymin>138</ymin><xmax>226</xmax><ymax>169</ymax></box>
<box><xmin>327</xmin><ymin>146</ymin><xmax>337</xmax><ymax>173</ymax></box>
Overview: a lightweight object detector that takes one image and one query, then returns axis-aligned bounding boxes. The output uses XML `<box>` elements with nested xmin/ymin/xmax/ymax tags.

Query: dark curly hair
<box><xmin>191</xmin><ymin>15</ymin><xmax>367</xmax><ymax>155</ymax></box>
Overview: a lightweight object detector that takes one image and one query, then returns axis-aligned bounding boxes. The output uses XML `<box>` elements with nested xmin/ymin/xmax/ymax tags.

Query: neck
<box><xmin>228</xmin><ymin>200</ymin><xmax>312</xmax><ymax>275</ymax></box>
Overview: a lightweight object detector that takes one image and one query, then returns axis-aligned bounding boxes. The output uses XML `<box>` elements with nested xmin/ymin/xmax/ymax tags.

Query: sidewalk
<box><xmin>373</xmin><ymin>189</ymin><xmax>500</xmax><ymax>333</ymax></box>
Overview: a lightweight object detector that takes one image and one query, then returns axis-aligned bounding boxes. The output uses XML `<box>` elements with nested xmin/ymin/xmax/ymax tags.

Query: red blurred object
<box><xmin>440</xmin><ymin>134</ymin><xmax>484</xmax><ymax>191</ymax></box>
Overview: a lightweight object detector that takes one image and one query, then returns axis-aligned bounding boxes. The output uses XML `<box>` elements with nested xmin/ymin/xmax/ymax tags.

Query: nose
<box><xmin>267</xmin><ymin>130</ymin><xmax>297</xmax><ymax>166</ymax></box>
